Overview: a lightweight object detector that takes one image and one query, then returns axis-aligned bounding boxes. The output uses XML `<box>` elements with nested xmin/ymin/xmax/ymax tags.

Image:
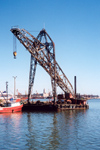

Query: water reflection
<box><xmin>1</xmin><ymin>101</ymin><xmax>100</xmax><ymax>150</ymax></box>
<box><xmin>48</xmin><ymin>113</ymin><xmax>60</xmax><ymax>149</ymax></box>
<box><xmin>0</xmin><ymin>112</ymin><xmax>23</xmax><ymax>149</ymax></box>
<box><xmin>26</xmin><ymin>112</ymin><xmax>60</xmax><ymax>150</ymax></box>
<box><xmin>25</xmin><ymin>109</ymin><xmax>89</xmax><ymax>150</ymax></box>
<box><xmin>0</xmin><ymin>112</ymin><xmax>22</xmax><ymax>127</ymax></box>
<box><xmin>56</xmin><ymin>109</ymin><xmax>88</xmax><ymax>150</ymax></box>
<box><xmin>26</xmin><ymin>112</ymin><xmax>36</xmax><ymax>149</ymax></box>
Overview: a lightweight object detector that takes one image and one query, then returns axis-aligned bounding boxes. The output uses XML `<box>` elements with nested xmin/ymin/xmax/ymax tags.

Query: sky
<box><xmin>0</xmin><ymin>0</ymin><xmax>100</xmax><ymax>96</ymax></box>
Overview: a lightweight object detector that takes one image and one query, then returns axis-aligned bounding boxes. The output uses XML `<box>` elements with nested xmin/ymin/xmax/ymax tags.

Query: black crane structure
<box><xmin>10</xmin><ymin>28</ymin><xmax>75</xmax><ymax>104</ymax></box>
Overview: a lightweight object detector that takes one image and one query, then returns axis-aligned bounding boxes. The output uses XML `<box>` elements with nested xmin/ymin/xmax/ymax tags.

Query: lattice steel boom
<box><xmin>10</xmin><ymin>28</ymin><xmax>75</xmax><ymax>102</ymax></box>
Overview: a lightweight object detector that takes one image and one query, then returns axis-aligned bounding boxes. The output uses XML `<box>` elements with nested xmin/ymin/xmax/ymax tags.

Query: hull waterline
<box><xmin>0</xmin><ymin>104</ymin><xmax>23</xmax><ymax>113</ymax></box>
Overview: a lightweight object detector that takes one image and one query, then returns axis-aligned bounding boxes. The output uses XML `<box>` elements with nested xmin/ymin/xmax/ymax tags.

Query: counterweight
<box><xmin>10</xmin><ymin>28</ymin><xmax>75</xmax><ymax>103</ymax></box>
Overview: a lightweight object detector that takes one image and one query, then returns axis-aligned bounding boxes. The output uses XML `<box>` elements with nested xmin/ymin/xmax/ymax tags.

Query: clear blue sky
<box><xmin>0</xmin><ymin>0</ymin><xmax>100</xmax><ymax>96</ymax></box>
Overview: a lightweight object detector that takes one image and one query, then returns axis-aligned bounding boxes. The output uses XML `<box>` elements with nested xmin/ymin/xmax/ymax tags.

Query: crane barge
<box><xmin>10</xmin><ymin>27</ymin><xmax>89</xmax><ymax>110</ymax></box>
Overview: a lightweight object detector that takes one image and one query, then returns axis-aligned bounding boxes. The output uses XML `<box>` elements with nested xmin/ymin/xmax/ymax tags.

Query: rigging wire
<box><xmin>13</xmin><ymin>34</ymin><xmax>17</xmax><ymax>59</ymax></box>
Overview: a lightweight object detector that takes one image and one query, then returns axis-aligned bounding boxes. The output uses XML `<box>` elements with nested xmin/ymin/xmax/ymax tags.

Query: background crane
<box><xmin>11</xmin><ymin>27</ymin><xmax>75</xmax><ymax>104</ymax></box>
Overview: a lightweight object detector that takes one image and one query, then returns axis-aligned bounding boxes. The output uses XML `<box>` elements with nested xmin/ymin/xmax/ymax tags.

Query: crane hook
<box><xmin>13</xmin><ymin>51</ymin><xmax>17</xmax><ymax>59</ymax></box>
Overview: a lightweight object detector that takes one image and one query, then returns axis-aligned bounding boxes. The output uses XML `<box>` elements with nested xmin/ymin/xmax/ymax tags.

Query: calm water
<box><xmin>0</xmin><ymin>99</ymin><xmax>100</xmax><ymax>150</ymax></box>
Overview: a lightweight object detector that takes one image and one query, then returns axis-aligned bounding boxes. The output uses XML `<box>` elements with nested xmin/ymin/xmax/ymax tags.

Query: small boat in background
<box><xmin>0</xmin><ymin>99</ymin><xmax>23</xmax><ymax>113</ymax></box>
<box><xmin>0</xmin><ymin>81</ymin><xmax>23</xmax><ymax>113</ymax></box>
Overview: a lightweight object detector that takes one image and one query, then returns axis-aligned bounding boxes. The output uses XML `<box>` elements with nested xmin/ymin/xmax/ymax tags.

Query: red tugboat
<box><xmin>0</xmin><ymin>47</ymin><xmax>24</xmax><ymax>113</ymax></box>
<box><xmin>0</xmin><ymin>99</ymin><xmax>23</xmax><ymax>113</ymax></box>
<box><xmin>0</xmin><ymin>81</ymin><xmax>23</xmax><ymax>113</ymax></box>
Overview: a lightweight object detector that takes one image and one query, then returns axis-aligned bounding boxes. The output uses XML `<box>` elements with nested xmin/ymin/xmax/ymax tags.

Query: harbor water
<box><xmin>0</xmin><ymin>99</ymin><xmax>100</xmax><ymax>150</ymax></box>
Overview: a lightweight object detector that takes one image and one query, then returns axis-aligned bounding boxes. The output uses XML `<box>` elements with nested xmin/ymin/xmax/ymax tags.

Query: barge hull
<box><xmin>22</xmin><ymin>103</ymin><xmax>89</xmax><ymax>112</ymax></box>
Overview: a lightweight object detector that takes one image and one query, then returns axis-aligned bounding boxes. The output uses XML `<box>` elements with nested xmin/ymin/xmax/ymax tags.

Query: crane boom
<box><xmin>10</xmin><ymin>28</ymin><xmax>75</xmax><ymax>100</ymax></box>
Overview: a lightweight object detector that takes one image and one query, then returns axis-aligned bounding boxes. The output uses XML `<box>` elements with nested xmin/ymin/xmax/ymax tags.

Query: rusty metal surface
<box><xmin>28</xmin><ymin>55</ymin><xmax>37</xmax><ymax>101</ymax></box>
<box><xmin>10</xmin><ymin>28</ymin><xmax>75</xmax><ymax>102</ymax></box>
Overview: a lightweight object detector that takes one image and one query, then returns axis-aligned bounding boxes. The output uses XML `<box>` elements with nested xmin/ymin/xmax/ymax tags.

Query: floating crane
<box><xmin>10</xmin><ymin>28</ymin><xmax>75</xmax><ymax>104</ymax></box>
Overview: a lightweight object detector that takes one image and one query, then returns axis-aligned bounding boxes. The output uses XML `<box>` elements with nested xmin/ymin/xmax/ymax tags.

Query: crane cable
<box><xmin>13</xmin><ymin>34</ymin><xmax>17</xmax><ymax>59</ymax></box>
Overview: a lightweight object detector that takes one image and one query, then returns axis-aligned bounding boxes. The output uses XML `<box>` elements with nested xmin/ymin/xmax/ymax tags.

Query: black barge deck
<box><xmin>22</xmin><ymin>103</ymin><xmax>89</xmax><ymax>112</ymax></box>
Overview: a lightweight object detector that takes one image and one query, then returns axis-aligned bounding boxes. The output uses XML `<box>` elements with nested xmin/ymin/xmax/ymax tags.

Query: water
<box><xmin>0</xmin><ymin>99</ymin><xmax>100</xmax><ymax>150</ymax></box>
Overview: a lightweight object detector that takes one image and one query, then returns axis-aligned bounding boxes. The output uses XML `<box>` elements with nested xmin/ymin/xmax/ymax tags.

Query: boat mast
<box><xmin>6</xmin><ymin>81</ymin><xmax>8</xmax><ymax>101</ymax></box>
<box><xmin>13</xmin><ymin>76</ymin><xmax>17</xmax><ymax>99</ymax></box>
